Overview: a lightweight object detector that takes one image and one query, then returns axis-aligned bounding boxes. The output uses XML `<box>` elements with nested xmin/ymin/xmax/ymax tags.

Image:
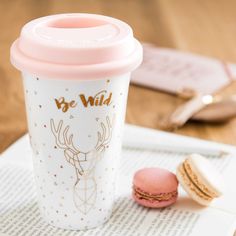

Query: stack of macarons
<box><xmin>132</xmin><ymin>154</ymin><xmax>224</xmax><ymax>208</ymax></box>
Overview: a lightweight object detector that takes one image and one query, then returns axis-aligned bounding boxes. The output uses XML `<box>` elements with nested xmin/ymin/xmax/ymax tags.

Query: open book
<box><xmin>0</xmin><ymin>124</ymin><xmax>236</xmax><ymax>236</ymax></box>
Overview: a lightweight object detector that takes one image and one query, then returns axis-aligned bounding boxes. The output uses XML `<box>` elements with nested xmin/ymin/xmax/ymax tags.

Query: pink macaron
<box><xmin>132</xmin><ymin>167</ymin><xmax>179</xmax><ymax>208</ymax></box>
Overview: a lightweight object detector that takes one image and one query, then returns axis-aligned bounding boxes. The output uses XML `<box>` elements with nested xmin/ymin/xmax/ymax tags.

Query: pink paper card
<box><xmin>131</xmin><ymin>43</ymin><xmax>236</xmax><ymax>95</ymax></box>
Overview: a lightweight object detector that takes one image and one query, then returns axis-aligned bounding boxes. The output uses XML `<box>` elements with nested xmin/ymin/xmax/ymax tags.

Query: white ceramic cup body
<box><xmin>22</xmin><ymin>73</ymin><xmax>130</xmax><ymax>230</ymax></box>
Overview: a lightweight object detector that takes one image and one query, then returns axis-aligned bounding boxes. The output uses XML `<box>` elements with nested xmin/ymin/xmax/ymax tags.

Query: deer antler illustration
<box><xmin>50</xmin><ymin>116</ymin><xmax>114</xmax><ymax>214</ymax></box>
<box><xmin>50</xmin><ymin>120</ymin><xmax>86</xmax><ymax>176</ymax></box>
<box><xmin>95</xmin><ymin>116</ymin><xmax>114</xmax><ymax>155</ymax></box>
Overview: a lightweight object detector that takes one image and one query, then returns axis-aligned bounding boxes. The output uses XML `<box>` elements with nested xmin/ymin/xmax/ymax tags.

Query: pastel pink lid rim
<box><xmin>10</xmin><ymin>13</ymin><xmax>143</xmax><ymax>79</ymax></box>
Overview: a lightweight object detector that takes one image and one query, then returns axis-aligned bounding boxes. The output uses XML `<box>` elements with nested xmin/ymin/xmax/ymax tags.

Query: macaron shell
<box><xmin>133</xmin><ymin>168</ymin><xmax>178</xmax><ymax>194</ymax></box>
<box><xmin>186</xmin><ymin>154</ymin><xmax>224</xmax><ymax>197</ymax></box>
<box><xmin>132</xmin><ymin>192</ymin><xmax>178</xmax><ymax>208</ymax></box>
<box><xmin>184</xmin><ymin>159</ymin><xmax>216</xmax><ymax>198</ymax></box>
<box><xmin>176</xmin><ymin>163</ymin><xmax>212</xmax><ymax>206</ymax></box>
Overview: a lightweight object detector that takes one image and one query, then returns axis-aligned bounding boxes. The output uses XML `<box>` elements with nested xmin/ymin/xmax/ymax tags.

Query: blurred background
<box><xmin>1</xmin><ymin>0</ymin><xmax>236</xmax><ymax>152</ymax></box>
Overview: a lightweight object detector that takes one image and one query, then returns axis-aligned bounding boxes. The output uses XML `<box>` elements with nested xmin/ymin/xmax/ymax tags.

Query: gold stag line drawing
<box><xmin>50</xmin><ymin>116</ymin><xmax>114</xmax><ymax>214</ymax></box>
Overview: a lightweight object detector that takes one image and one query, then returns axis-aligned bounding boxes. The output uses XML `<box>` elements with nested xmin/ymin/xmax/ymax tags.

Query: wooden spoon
<box><xmin>166</xmin><ymin>94</ymin><xmax>236</xmax><ymax>129</ymax></box>
<box><xmin>192</xmin><ymin>95</ymin><xmax>236</xmax><ymax>122</ymax></box>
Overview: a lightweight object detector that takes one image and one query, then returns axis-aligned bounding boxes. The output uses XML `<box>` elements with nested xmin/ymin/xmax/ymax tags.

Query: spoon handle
<box><xmin>167</xmin><ymin>93</ymin><xmax>206</xmax><ymax>128</ymax></box>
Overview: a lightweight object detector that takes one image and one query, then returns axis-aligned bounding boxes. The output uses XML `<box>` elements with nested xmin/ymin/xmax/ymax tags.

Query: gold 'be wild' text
<box><xmin>55</xmin><ymin>90</ymin><xmax>112</xmax><ymax>113</ymax></box>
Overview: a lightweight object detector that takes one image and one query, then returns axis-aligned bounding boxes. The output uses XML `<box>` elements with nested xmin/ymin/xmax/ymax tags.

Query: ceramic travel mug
<box><xmin>10</xmin><ymin>13</ymin><xmax>142</xmax><ymax>230</ymax></box>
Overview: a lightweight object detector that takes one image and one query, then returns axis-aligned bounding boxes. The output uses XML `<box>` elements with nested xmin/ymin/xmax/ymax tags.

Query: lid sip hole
<box><xmin>47</xmin><ymin>17</ymin><xmax>107</xmax><ymax>28</ymax></box>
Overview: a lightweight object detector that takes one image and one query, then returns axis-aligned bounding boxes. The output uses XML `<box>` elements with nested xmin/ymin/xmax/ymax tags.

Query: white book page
<box><xmin>0</xmin><ymin>125</ymin><xmax>236</xmax><ymax>236</ymax></box>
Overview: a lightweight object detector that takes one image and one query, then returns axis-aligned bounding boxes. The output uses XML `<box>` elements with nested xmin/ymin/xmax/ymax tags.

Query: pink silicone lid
<box><xmin>10</xmin><ymin>13</ymin><xmax>143</xmax><ymax>79</ymax></box>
